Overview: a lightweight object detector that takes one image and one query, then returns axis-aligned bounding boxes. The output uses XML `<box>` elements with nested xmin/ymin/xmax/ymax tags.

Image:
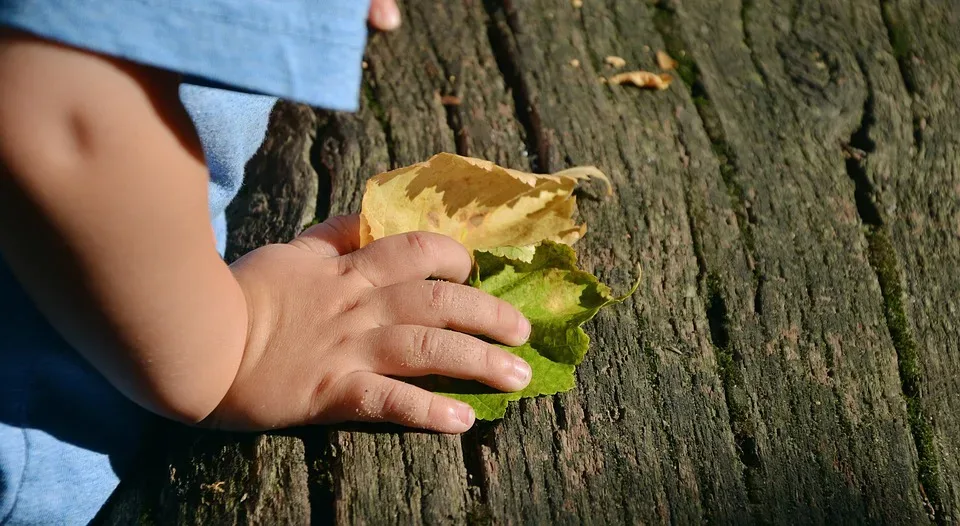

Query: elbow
<box><xmin>147</xmin><ymin>381</ymin><xmax>233</xmax><ymax>426</ymax></box>
<box><xmin>135</xmin><ymin>289</ymin><xmax>249</xmax><ymax>426</ymax></box>
<box><xmin>129</xmin><ymin>319</ymin><xmax>248</xmax><ymax>426</ymax></box>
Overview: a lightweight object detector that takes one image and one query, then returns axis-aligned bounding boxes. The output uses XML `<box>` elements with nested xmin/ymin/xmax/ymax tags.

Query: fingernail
<box><xmin>513</xmin><ymin>359</ymin><xmax>532</xmax><ymax>386</ymax></box>
<box><xmin>372</xmin><ymin>5</ymin><xmax>401</xmax><ymax>30</ymax></box>
<box><xmin>457</xmin><ymin>404</ymin><xmax>475</xmax><ymax>426</ymax></box>
<box><xmin>518</xmin><ymin>316</ymin><xmax>532</xmax><ymax>342</ymax></box>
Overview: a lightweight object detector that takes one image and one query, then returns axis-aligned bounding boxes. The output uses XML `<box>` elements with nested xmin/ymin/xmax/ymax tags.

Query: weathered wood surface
<box><xmin>98</xmin><ymin>0</ymin><xmax>960</xmax><ymax>524</ymax></box>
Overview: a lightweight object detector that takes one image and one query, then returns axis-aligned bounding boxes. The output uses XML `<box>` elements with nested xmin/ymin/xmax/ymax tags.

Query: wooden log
<box><xmin>657</xmin><ymin>0</ymin><xmax>931</xmax><ymax>521</ymax></box>
<box><xmin>472</xmin><ymin>1</ymin><xmax>750</xmax><ymax>523</ymax></box>
<box><xmin>98</xmin><ymin>0</ymin><xmax>960</xmax><ymax>523</ymax></box>
<box><xmin>853</xmin><ymin>0</ymin><xmax>960</xmax><ymax>521</ymax></box>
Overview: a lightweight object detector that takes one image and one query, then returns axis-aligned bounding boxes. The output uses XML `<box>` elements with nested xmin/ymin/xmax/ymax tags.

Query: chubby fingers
<box><xmin>338</xmin><ymin>371</ymin><xmax>474</xmax><ymax>433</ymax></box>
<box><xmin>371</xmin><ymin>280</ymin><xmax>531</xmax><ymax>347</ymax></box>
<box><xmin>343</xmin><ymin>231</ymin><xmax>473</xmax><ymax>286</ymax></box>
<box><xmin>363</xmin><ymin>325</ymin><xmax>532</xmax><ymax>392</ymax></box>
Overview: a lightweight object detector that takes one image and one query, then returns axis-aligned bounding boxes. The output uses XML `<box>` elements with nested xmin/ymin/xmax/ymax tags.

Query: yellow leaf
<box><xmin>359</xmin><ymin>153</ymin><xmax>609</xmax><ymax>252</ymax></box>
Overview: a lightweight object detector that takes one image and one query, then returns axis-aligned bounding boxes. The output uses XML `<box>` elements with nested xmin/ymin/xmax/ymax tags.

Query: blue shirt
<box><xmin>0</xmin><ymin>1</ymin><xmax>370</xmax><ymax>523</ymax></box>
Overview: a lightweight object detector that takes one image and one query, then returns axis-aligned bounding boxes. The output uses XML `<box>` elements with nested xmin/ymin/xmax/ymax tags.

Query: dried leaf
<box><xmin>656</xmin><ymin>50</ymin><xmax>679</xmax><ymax>70</ymax></box>
<box><xmin>360</xmin><ymin>153</ymin><xmax>610</xmax><ymax>252</ymax></box>
<box><xmin>604</xmin><ymin>55</ymin><xmax>627</xmax><ymax>69</ymax></box>
<box><xmin>358</xmin><ymin>155</ymin><xmax>638</xmax><ymax>421</ymax></box>
<box><xmin>608</xmin><ymin>70</ymin><xmax>673</xmax><ymax>90</ymax></box>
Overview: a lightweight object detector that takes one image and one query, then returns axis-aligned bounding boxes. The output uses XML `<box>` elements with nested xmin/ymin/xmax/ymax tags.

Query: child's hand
<box><xmin>212</xmin><ymin>215</ymin><xmax>533</xmax><ymax>433</ymax></box>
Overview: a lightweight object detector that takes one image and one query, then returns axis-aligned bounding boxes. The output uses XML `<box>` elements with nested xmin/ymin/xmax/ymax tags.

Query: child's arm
<box><xmin>0</xmin><ymin>30</ymin><xmax>247</xmax><ymax>423</ymax></box>
<box><xmin>0</xmin><ymin>30</ymin><xmax>531</xmax><ymax>433</ymax></box>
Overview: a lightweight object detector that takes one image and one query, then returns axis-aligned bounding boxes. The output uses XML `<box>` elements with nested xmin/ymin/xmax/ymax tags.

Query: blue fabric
<box><xmin>0</xmin><ymin>286</ymin><xmax>148</xmax><ymax>523</ymax></box>
<box><xmin>0</xmin><ymin>85</ymin><xmax>276</xmax><ymax>524</ymax></box>
<box><xmin>0</xmin><ymin>1</ymin><xmax>368</xmax><ymax>523</ymax></box>
<box><xmin>180</xmin><ymin>83</ymin><xmax>278</xmax><ymax>255</ymax></box>
<box><xmin>0</xmin><ymin>0</ymin><xmax>371</xmax><ymax>111</ymax></box>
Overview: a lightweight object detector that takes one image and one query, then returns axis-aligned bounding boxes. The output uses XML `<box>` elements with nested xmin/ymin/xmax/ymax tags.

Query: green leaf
<box><xmin>433</xmin><ymin>241</ymin><xmax>638</xmax><ymax>420</ymax></box>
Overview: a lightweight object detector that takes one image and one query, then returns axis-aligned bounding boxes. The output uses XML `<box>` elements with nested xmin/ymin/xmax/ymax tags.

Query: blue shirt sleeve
<box><xmin>0</xmin><ymin>0</ymin><xmax>371</xmax><ymax>111</ymax></box>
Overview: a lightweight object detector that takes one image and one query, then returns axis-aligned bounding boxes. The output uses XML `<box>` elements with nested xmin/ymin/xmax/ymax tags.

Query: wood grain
<box><xmin>98</xmin><ymin>0</ymin><xmax>960</xmax><ymax>523</ymax></box>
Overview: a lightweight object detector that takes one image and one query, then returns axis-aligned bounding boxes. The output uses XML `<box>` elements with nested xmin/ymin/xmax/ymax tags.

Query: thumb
<box><xmin>291</xmin><ymin>214</ymin><xmax>362</xmax><ymax>257</ymax></box>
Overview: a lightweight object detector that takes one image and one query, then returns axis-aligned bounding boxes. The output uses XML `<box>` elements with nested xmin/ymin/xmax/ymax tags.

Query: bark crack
<box><xmin>362</xmin><ymin>71</ymin><xmax>398</xmax><ymax>169</ymax></box>
<box><xmin>460</xmin><ymin>426</ymin><xmax>493</xmax><ymax>524</ymax></box>
<box><xmin>481</xmin><ymin>0</ymin><xmax>548</xmax><ymax>172</ymax></box>
<box><xmin>417</xmin><ymin>8</ymin><xmax>471</xmax><ymax>157</ymax></box>
<box><xmin>845</xmin><ymin>55</ymin><xmax>943</xmax><ymax>524</ymax></box>
<box><xmin>303</xmin><ymin>429</ymin><xmax>338</xmax><ymax>525</ymax></box>
<box><xmin>309</xmin><ymin>111</ymin><xmax>337</xmax><ymax>223</ymax></box>
<box><xmin>651</xmin><ymin>2</ymin><xmax>764</xmax><ymax>512</ymax></box>
<box><xmin>740</xmin><ymin>0</ymin><xmax>770</xmax><ymax>88</ymax></box>
<box><xmin>878</xmin><ymin>0</ymin><xmax>923</xmax><ymax>148</ymax></box>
